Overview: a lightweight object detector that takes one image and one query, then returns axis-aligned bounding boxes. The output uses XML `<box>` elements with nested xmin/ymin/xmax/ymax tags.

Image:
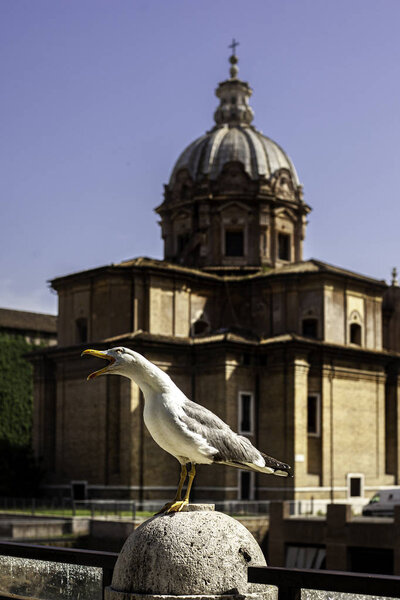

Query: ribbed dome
<box><xmin>169</xmin><ymin>124</ymin><xmax>299</xmax><ymax>186</ymax></box>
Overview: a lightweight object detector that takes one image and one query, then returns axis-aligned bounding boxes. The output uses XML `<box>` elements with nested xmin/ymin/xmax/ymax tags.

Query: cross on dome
<box><xmin>228</xmin><ymin>38</ymin><xmax>239</xmax><ymax>56</ymax></box>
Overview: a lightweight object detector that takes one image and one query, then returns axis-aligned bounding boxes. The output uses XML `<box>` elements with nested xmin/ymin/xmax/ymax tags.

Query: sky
<box><xmin>1</xmin><ymin>0</ymin><xmax>400</xmax><ymax>315</ymax></box>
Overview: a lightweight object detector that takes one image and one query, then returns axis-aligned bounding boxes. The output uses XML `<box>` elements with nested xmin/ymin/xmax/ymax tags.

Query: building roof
<box><xmin>95</xmin><ymin>329</ymin><xmax>399</xmax><ymax>361</ymax></box>
<box><xmin>50</xmin><ymin>256</ymin><xmax>387</xmax><ymax>290</ymax></box>
<box><xmin>105</xmin><ymin>329</ymin><xmax>256</xmax><ymax>346</ymax></box>
<box><xmin>0</xmin><ymin>308</ymin><xmax>57</xmax><ymax>334</ymax></box>
<box><xmin>258</xmin><ymin>258</ymin><xmax>387</xmax><ymax>287</ymax></box>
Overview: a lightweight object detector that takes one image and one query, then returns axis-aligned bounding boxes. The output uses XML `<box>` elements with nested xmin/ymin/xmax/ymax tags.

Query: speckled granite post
<box><xmin>105</xmin><ymin>504</ymin><xmax>270</xmax><ymax>600</ymax></box>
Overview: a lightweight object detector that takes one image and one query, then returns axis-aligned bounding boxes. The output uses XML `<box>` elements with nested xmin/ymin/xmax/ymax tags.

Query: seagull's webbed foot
<box><xmin>155</xmin><ymin>500</ymin><xmax>177</xmax><ymax>515</ymax></box>
<box><xmin>165</xmin><ymin>498</ymin><xmax>189</xmax><ymax>513</ymax></box>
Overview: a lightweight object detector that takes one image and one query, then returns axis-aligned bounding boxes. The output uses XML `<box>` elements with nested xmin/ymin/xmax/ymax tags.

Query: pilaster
<box><xmin>291</xmin><ymin>353</ymin><xmax>311</xmax><ymax>484</ymax></box>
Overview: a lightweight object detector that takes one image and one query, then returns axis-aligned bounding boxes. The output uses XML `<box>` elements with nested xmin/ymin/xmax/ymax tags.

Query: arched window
<box><xmin>278</xmin><ymin>232</ymin><xmax>291</xmax><ymax>261</ymax></box>
<box><xmin>302</xmin><ymin>318</ymin><xmax>318</xmax><ymax>339</ymax></box>
<box><xmin>350</xmin><ymin>323</ymin><xmax>362</xmax><ymax>345</ymax></box>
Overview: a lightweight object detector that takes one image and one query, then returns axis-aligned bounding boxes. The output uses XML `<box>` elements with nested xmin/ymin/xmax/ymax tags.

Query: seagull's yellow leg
<box><xmin>166</xmin><ymin>464</ymin><xmax>196</xmax><ymax>513</ymax></box>
<box><xmin>155</xmin><ymin>464</ymin><xmax>187</xmax><ymax>514</ymax></box>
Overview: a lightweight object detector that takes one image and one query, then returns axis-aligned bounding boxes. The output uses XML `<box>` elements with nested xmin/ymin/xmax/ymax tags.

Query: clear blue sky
<box><xmin>1</xmin><ymin>0</ymin><xmax>400</xmax><ymax>314</ymax></box>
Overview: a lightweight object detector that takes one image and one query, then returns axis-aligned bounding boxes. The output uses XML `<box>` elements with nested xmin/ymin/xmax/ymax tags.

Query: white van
<box><xmin>362</xmin><ymin>489</ymin><xmax>400</xmax><ymax>517</ymax></box>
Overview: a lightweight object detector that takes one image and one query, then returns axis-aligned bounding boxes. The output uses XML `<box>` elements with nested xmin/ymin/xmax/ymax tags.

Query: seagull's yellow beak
<box><xmin>81</xmin><ymin>349</ymin><xmax>116</xmax><ymax>380</ymax></box>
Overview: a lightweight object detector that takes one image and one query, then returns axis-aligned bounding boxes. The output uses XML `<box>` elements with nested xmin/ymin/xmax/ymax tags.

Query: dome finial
<box><xmin>392</xmin><ymin>267</ymin><xmax>399</xmax><ymax>286</ymax></box>
<box><xmin>214</xmin><ymin>40</ymin><xmax>254</xmax><ymax>126</ymax></box>
<box><xmin>228</xmin><ymin>38</ymin><xmax>240</xmax><ymax>78</ymax></box>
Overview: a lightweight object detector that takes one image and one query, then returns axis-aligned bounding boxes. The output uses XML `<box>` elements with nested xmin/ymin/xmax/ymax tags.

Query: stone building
<box><xmin>32</xmin><ymin>52</ymin><xmax>400</xmax><ymax>505</ymax></box>
<box><xmin>0</xmin><ymin>307</ymin><xmax>57</xmax><ymax>346</ymax></box>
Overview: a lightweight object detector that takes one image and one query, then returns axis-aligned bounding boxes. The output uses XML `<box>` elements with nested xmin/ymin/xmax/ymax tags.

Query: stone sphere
<box><xmin>110</xmin><ymin>508</ymin><xmax>267</xmax><ymax>596</ymax></box>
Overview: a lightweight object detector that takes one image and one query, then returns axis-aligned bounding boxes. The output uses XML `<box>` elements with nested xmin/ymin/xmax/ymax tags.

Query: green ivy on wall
<box><xmin>0</xmin><ymin>333</ymin><xmax>42</xmax><ymax>495</ymax></box>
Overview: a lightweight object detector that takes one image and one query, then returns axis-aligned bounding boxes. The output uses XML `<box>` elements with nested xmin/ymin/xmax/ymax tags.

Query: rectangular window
<box><xmin>278</xmin><ymin>232</ymin><xmax>291</xmax><ymax>261</ymax></box>
<box><xmin>238</xmin><ymin>470</ymin><xmax>255</xmax><ymax>500</ymax></box>
<box><xmin>347</xmin><ymin>473</ymin><xmax>364</xmax><ymax>498</ymax></box>
<box><xmin>71</xmin><ymin>481</ymin><xmax>87</xmax><ymax>501</ymax></box>
<box><xmin>225</xmin><ymin>230</ymin><xmax>244</xmax><ymax>257</ymax></box>
<box><xmin>307</xmin><ymin>394</ymin><xmax>321</xmax><ymax>437</ymax></box>
<box><xmin>239</xmin><ymin>392</ymin><xmax>254</xmax><ymax>434</ymax></box>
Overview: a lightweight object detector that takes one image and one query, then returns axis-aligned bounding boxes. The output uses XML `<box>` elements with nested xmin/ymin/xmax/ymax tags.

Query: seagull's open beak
<box><xmin>81</xmin><ymin>349</ymin><xmax>116</xmax><ymax>380</ymax></box>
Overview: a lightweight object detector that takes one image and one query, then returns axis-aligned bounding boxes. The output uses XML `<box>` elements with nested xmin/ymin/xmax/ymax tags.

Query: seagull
<box><xmin>82</xmin><ymin>346</ymin><xmax>292</xmax><ymax>513</ymax></box>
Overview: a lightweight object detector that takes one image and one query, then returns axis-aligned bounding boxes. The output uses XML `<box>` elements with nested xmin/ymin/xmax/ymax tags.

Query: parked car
<box><xmin>362</xmin><ymin>489</ymin><xmax>400</xmax><ymax>517</ymax></box>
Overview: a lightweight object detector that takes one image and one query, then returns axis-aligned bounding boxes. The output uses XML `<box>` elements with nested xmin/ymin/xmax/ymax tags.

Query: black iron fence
<box><xmin>0</xmin><ymin>496</ymin><xmax>339</xmax><ymax>517</ymax></box>
<box><xmin>1</xmin><ymin>541</ymin><xmax>400</xmax><ymax>600</ymax></box>
<box><xmin>0</xmin><ymin>497</ymin><xmax>136</xmax><ymax>519</ymax></box>
<box><xmin>249</xmin><ymin>565</ymin><xmax>400</xmax><ymax>600</ymax></box>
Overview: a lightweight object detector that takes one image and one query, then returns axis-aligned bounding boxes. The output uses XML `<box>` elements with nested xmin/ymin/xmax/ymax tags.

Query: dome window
<box><xmin>278</xmin><ymin>233</ymin><xmax>291</xmax><ymax>261</ymax></box>
<box><xmin>225</xmin><ymin>229</ymin><xmax>244</xmax><ymax>257</ymax></box>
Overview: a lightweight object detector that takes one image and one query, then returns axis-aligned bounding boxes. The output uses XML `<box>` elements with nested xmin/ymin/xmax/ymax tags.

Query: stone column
<box><xmin>325</xmin><ymin>504</ymin><xmax>351</xmax><ymax>571</ymax></box>
<box><xmin>105</xmin><ymin>505</ymin><xmax>270</xmax><ymax>600</ymax></box>
<box><xmin>268</xmin><ymin>501</ymin><xmax>290</xmax><ymax>567</ymax></box>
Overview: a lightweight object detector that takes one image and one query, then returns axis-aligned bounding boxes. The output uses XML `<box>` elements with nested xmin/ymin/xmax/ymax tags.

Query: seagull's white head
<box><xmin>81</xmin><ymin>346</ymin><xmax>172</xmax><ymax>394</ymax></box>
<box><xmin>81</xmin><ymin>346</ymin><xmax>141</xmax><ymax>380</ymax></box>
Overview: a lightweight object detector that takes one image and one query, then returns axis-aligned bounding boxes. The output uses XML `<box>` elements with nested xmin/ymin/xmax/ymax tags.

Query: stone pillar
<box><xmin>105</xmin><ymin>505</ymin><xmax>269</xmax><ymax>600</ymax></box>
<box><xmin>325</xmin><ymin>504</ymin><xmax>351</xmax><ymax>571</ymax></box>
<box><xmin>268</xmin><ymin>502</ymin><xmax>290</xmax><ymax>567</ymax></box>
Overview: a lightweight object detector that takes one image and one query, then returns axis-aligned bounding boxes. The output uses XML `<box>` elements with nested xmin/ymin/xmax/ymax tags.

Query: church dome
<box><xmin>169</xmin><ymin>51</ymin><xmax>299</xmax><ymax>187</ymax></box>
<box><xmin>169</xmin><ymin>125</ymin><xmax>299</xmax><ymax>186</ymax></box>
<box><xmin>157</xmin><ymin>45</ymin><xmax>310</xmax><ymax>272</ymax></box>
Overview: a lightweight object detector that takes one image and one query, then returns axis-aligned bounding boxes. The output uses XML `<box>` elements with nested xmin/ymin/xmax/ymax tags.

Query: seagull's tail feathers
<box><xmin>216</xmin><ymin>453</ymin><xmax>293</xmax><ymax>478</ymax></box>
<box><xmin>259</xmin><ymin>452</ymin><xmax>293</xmax><ymax>477</ymax></box>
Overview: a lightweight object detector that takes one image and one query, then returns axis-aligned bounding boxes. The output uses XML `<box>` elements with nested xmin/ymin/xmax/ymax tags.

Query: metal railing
<box><xmin>0</xmin><ymin>541</ymin><xmax>118</xmax><ymax>600</ymax></box>
<box><xmin>0</xmin><ymin>496</ymin><xmax>369</xmax><ymax>518</ymax></box>
<box><xmin>249</xmin><ymin>566</ymin><xmax>400</xmax><ymax>600</ymax></box>
<box><xmin>0</xmin><ymin>497</ymin><xmax>136</xmax><ymax>519</ymax></box>
<box><xmin>2</xmin><ymin>540</ymin><xmax>400</xmax><ymax>600</ymax></box>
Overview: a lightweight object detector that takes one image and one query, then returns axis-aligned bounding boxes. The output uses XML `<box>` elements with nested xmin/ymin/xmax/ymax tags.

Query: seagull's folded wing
<box><xmin>181</xmin><ymin>398</ymin><xmax>292</xmax><ymax>477</ymax></box>
<box><xmin>181</xmin><ymin>398</ymin><xmax>264</xmax><ymax>465</ymax></box>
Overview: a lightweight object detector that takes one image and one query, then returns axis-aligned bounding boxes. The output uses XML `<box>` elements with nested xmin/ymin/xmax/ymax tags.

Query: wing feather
<box><xmin>180</xmin><ymin>398</ymin><xmax>292</xmax><ymax>477</ymax></box>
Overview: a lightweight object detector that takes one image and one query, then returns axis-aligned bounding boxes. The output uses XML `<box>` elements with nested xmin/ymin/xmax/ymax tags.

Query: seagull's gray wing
<box><xmin>180</xmin><ymin>398</ymin><xmax>292</xmax><ymax>476</ymax></box>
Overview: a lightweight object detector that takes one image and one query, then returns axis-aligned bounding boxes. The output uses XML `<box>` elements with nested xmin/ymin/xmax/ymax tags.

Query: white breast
<box><xmin>143</xmin><ymin>390</ymin><xmax>216</xmax><ymax>464</ymax></box>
